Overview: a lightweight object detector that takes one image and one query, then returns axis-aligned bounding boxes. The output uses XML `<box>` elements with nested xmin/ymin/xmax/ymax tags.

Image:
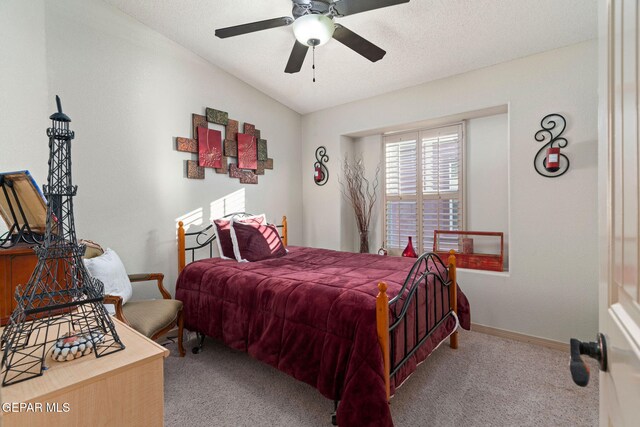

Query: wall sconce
<box><xmin>314</xmin><ymin>146</ymin><xmax>329</xmax><ymax>186</ymax></box>
<box><xmin>534</xmin><ymin>113</ymin><xmax>570</xmax><ymax>178</ymax></box>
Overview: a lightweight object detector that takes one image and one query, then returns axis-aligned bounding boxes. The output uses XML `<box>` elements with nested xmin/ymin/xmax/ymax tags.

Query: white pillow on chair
<box><xmin>83</xmin><ymin>248</ymin><xmax>133</xmax><ymax>314</ymax></box>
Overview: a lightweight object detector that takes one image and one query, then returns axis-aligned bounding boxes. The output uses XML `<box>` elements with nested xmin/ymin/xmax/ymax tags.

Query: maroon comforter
<box><xmin>176</xmin><ymin>246</ymin><xmax>470</xmax><ymax>426</ymax></box>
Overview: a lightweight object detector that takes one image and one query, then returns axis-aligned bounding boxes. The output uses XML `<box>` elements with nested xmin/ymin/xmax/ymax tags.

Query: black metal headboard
<box><xmin>178</xmin><ymin>212</ymin><xmax>287</xmax><ymax>269</ymax></box>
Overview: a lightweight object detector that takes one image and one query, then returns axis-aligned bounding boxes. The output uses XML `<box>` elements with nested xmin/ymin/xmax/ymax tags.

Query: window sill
<box><xmin>457</xmin><ymin>267</ymin><xmax>510</xmax><ymax>278</ymax></box>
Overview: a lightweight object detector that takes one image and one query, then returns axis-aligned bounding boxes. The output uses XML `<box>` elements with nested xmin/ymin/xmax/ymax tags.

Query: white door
<box><xmin>598</xmin><ymin>0</ymin><xmax>640</xmax><ymax>425</ymax></box>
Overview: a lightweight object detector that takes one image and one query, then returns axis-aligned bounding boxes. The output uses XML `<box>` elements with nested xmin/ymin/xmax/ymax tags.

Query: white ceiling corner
<box><xmin>103</xmin><ymin>0</ymin><xmax>598</xmax><ymax>115</ymax></box>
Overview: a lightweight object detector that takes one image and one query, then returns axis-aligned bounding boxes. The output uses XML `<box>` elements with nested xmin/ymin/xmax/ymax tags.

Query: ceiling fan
<box><xmin>215</xmin><ymin>0</ymin><xmax>410</xmax><ymax>74</ymax></box>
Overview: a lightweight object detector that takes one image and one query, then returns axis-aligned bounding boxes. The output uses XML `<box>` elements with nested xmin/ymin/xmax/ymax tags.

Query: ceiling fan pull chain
<box><xmin>312</xmin><ymin>45</ymin><xmax>316</xmax><ymax>83</ymax></box>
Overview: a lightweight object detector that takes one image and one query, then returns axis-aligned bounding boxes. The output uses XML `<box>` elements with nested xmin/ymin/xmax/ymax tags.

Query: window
<box><xmin>384</xmin><ymin>124</ymin><xmax>464</xmax><ymax>254</ymax></box>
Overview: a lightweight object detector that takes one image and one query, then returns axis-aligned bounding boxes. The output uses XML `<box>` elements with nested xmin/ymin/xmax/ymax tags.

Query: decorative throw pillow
<box><xmin>83</xmin><ymin>248</ymin><xmax>132</xmax><ymax>315</ymax></box>
<box><xmin>230</xmin><ymin>220</ymin><xmax>287</xmax><ymax>262</ymax></box>
<box><xmin>80</xmin><ymin>239</ymin><xmax>104</xmax><ymax>259</ymax></box>
<box><xmin>213</xmin><ymin>214</ymin><xmax>266</xmax><ymax>260</ymax></box>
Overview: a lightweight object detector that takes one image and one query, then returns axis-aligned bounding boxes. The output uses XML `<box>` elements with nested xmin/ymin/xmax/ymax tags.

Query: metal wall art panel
<box><xmin>226</xmin><ymin>119</ymin><xmax>239</xmax><ymax>141</ymax></box>
<box><xmin>206</xmin><ymin>108</ymin><xmax>229</xmax><ymax>125</ymax></box>
<box><xmin>257</xmin><ymin>139</ymin><xmax>268</xmax><ymax>161</ymax></box>
<box><xmin>256</xmin><ymin>161</ymin><xmax>265</xmax><ymax>175</ymax></box>
<box><xmin>187</xmin><ymin>160</ymin><xmax>205</xmax><ymax>179</ymax></box>
<box><xmin>176</xmin><ymin>137</ymin><xmax>198</xmax><ymax>153</ymax></box>
<box><xmin>224</xmin><ymin>139</ymin><xmax>238</xmax><ymax>157</ymax></box>
<box><xmin>216</xmin><ymin>156</ymin><xmax>229</xmax><ymax>174</ymax></box>
<box><xmin>243</xmin><ymin>123</ymin><xmax>255</xmax><ymax>136</ymax></box>
<box><xmin>192</xmin><ymin>114</ymin><xmax>207</xmax><ymax>139</ymax></box>
<box><xmin>229</xmin><ymin>164</ymin><xmax>258</xmax><ymax>184</ymax></box>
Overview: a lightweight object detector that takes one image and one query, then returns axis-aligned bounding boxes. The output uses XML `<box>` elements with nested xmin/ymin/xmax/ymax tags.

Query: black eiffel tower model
<box><xmin>1</xmin><ymin>96</ymin><xmax>125</xmax><ymax>386</ymax></box>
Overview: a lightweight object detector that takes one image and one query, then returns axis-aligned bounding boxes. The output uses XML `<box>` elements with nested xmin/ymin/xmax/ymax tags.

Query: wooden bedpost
<box><xmin>376</xmin><ymin>282</ymin><xmax>391</xmax><ymax>402</ymax></box>
<box><xmin>178</xmin><ymin>221</ymin><xmax>186</xmax><ymax>274</ymax></box>
<box><xmin>282</xmin><ymin>215</ymin><xmax>288</xmax><ymax>246</ymax></box>
<box><xmin>448</xmin><ymin>249</ymin><xmax>458</xmax><ymax>349</ymax></box>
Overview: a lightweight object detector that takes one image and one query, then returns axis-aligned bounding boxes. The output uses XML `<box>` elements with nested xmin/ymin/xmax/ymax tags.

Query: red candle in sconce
<box><xmin>314</xmin><ymin>165</ymin><xmax>324</xmax><ymax>183</ymax></box>
<box><xmin>545</xmin><ymin>147</ymin><xmax>560</xmax><ymax>172</ymax></box>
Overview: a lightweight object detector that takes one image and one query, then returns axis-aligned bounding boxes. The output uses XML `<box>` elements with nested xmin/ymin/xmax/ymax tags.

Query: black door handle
<box><xmin>569</xmin><ymin>333</ymin><xmax>607</xmax><ymax>387</ymax></box>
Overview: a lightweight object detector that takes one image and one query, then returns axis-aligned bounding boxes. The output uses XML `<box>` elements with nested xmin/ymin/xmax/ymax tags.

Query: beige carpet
<box><xmin>162</xmin><ymin>329</ymin><xmax>598</xmax><ymax>426</ymax></box>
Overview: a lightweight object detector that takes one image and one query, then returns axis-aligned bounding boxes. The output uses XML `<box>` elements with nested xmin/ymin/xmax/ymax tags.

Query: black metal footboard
<box><xmin>376</xmin><ymin>250</ymin><xmax>458</xmax><ymax>401</ymax></box>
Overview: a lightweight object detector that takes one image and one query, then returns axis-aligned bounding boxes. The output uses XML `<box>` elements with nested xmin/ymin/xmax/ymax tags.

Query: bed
<box><xmin>175</xmin><ymin>215</ymin><xmax>470</xmax><ymax>426</ymax></box>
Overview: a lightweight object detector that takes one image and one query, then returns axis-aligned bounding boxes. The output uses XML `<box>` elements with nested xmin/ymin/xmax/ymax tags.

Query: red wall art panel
<box><xmin>237</xmin><ymin>133</ymin><xmax>258</xmax><ymax>170</ymax></box>
<box><xmin>197</xmin><ymin>126</ymin><xmax>223</xmax><ymax>169</ymax></box>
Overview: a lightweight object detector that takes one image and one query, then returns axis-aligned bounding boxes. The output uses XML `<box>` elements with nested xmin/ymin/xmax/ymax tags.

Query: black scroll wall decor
<box><xmin>314</xmin><ymin>146</ymin><xmax>329</xmax><ymax>186</ymax></box>
<box><xmin>534</xmin><ymin>113</ymin><xmax>570</xmax><ymax>178</ymax></box>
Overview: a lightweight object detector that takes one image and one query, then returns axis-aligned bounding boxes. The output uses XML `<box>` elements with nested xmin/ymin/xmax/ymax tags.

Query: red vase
<box><xmin>402</xmin><ymin>236</ymin><xmax>417</xmax><ymax>258</ymax></box>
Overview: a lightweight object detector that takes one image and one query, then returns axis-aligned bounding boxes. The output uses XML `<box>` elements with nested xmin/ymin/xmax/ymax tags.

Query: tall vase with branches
<box><xmin>340</xmin><ymin>156</ymin><xmax>380</xmax><ymax>253</ymax></box>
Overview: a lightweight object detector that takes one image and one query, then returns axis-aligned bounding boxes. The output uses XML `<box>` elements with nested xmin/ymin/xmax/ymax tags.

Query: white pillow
<box><xmin>83</xmin><ymin>248</ymin><xmax>133</xmax><ymax>315</ymax></box>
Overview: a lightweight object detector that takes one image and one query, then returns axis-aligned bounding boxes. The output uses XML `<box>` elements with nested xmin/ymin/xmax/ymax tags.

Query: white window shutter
<box><xmin>385</xmin><ymin>139</ymin><xmax>417</xmax><ymax>197</ymax></box>
<box><xmin>384</xmin><ymin>125</ymin><xmax>464</xmax><ymax>253</ymax></box>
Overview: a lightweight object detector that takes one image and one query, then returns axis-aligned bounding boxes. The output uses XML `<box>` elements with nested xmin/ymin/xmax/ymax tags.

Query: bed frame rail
<box><xmin>376</xmin><ymin>250</ymin><xmax>458</xmax><ymax>401</ymax></box>
<box><xmin>177</xmin><ymin>213</ymin><xmax>288</xmax><ymax>273</ymax></box>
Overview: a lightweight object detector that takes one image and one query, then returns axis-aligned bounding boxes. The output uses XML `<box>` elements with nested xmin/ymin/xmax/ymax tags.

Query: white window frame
<box><xmin>382</xmin><ymin>122</ymin><xmax>466</xmax><ymax>255</ymax></box>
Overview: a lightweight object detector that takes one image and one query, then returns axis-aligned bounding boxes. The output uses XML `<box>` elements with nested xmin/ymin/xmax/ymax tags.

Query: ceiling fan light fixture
<box><xmin>293</xmin><ymin>14</ymin><xmax>335</xmax><ymax>47</ymax></box>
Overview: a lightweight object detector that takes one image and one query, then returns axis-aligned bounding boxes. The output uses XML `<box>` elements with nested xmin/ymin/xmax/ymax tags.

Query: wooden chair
<box><xmin>82</xmin><ymin>242</ymin><xmax>185</xmax><ymax>357</ymax></box>
<box><xmin>104</xmin><ymin>274</ymin><xmax>185</xmax><ymax>357</ymax></box>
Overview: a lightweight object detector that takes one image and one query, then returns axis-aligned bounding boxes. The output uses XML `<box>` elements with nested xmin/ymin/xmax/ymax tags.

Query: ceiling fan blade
<box><xmin>285</xmin><ymin>41</ymin><xmax>309</xmax><ymax>74</ymax></box>
<box><xmin>215</xmin><ymin>17</ymin><xmax>294</xmax><ymax>39</ymax></box>
<box><xmin>332</xmin><ymin>0</ymin><xmax>410</xmax><ymax>17</ymax></box>
<box><xmin>333</xmin><ymin>25</ymin><xmax>386</xmax><ymax>62</ymax></box>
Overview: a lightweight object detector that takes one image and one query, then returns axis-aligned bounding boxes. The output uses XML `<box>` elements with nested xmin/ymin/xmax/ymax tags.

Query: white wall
<box><xmin>0</xmin><ymin>0</ymin><xmax>302</xmax><ymax>297</ymax></box>
<box><xmin>0</xmin><ymin>0</ymin><xmax>49</xmax><ymax>236</ymax></box>
<box><xmin>348</xmin><ymin>135</ymin><xmax>383</xmax><ymax>253</ymax></box>
<box><xmin>466</xmin><ymin>114</ymin><xmax>509</xmax><ymax>268</ymax></box>
<box><xmin>302</xmin><ymin>41</ymin><xmax>598</xmax><ymax>343</ymax></box>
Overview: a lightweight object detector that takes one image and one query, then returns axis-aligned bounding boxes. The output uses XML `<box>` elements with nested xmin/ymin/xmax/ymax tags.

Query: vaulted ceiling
<box><xmin>104</xmin><ymin>0</ymin><xmax>597</xmax><ymax>114</ymax></box>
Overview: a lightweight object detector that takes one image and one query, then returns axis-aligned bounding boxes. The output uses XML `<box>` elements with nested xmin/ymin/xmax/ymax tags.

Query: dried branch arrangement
<box><xmin>340</xmin><ymin>156</ymin><xmax>380</xmax><ymax>253</ymax></box>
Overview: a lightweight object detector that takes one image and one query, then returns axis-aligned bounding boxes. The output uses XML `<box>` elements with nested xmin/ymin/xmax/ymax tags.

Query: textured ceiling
<box><xmin>103</xmin><ymin>0</ymin><xmax>597</xmax><ymax>114</ymax></box>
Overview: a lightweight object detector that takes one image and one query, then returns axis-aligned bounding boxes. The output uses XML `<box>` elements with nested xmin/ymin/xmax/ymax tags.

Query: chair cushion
<box><xmin>122</xmin><ymin>299</ymin><xmax>183</xmax><ymax>339</ymax></box>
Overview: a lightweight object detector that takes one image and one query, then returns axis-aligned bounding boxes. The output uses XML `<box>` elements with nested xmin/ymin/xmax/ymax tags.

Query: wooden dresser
<box><xmin>0</xmin><ymin>244</ymin><xmax>38</xmax><ymax>326</ymax></box>
<box><xmin>0</xmin><ymin>318</ymin><xmax>169</xmax><ymax>426</ymax></box>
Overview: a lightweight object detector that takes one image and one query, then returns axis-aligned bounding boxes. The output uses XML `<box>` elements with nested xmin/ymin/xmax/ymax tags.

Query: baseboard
<box><xmin>471</xmin><ymin>323</ymin><xmax>569</xmax><ymax>352</ymax></box>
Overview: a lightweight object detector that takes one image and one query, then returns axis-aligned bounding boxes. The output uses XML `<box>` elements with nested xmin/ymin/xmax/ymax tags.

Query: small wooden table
<box><xmin>433</xmin><ymin>230</ymin><xmax>504</xmax><ymax>272</ymax></box>
<box><xmin>0</xmin><ymin>318</ymin><xmax>169</xmax><ymax>427</ymax></box>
